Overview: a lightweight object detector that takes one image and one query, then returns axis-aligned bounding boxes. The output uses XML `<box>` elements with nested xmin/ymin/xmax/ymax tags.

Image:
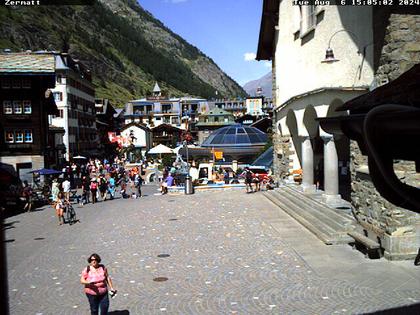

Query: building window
<box><xmin>300</xmin><ymin>5</ymin><xmax>317</xmax><ymax>36</ymax></box>
<box><xmin>1</xmin><ymin>78</ymin><xmax>11</xmax><ymax>89</ymax></box>
<box><xmin>22</xmin><ymin>78</ymin><xmax>31</xmax><ymax>88</ymax></box>
<box><xmin>53</xmin><ymin>92</ymin><xmax>63</xmax><ymax>102</ymax></box>
<box><xmin>5</xmin><ymin>131</ymin><xmax>14</xmax><ymax>143</ymax></box>
<box><xmin>12</xmin><ymin>78</ymin><xmax>21</xmax><ymax>89</ymax></box>
<box><xmin>13</xmin><ymin>101</ymin><xmax>22</xmax><ymax>114</ymax></box>
<box><xmin>59</xmin><ymin>109</ymin><xmax>64</xmax><ymax>118</ymax></box>
<box><xmin>15</xmin><ymin>130</ymin><xmax>23</xmax><ymax>143</ymax></box>
<box><xmin>23</xmin><ymin>100</ymin><xmax>32</xmax><ymax>114</ymax></box>
<box><xmin>3</xmin><ymin>100</ymin><xmax>12</xmax><ymax>114</ymax></box>
<box><xmin>24</xmin><ymin>130</ymin><xmax>33</xmax><ymax>143</ymax></box>
<box><xmin>56</xmin><ymin>75</ymin><xmax>62</xmax><ymax>84</ymax></box>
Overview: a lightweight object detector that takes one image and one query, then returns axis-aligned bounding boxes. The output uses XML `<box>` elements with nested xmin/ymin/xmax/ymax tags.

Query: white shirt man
<box><xmin>62</xmin><ymin>179</ymin><xmax>71</xmax><ymax>201</ymax></box>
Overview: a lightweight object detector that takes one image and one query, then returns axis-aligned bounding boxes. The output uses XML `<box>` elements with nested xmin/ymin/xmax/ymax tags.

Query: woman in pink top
<box><xmin>80</xmin><ymin>253</ymin><xmax>116</xmax><ymax>315</ymax></box>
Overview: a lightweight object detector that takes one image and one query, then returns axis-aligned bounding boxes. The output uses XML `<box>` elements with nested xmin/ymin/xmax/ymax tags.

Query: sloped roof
<box><xmin>0</xmin><ymin>53</ymin><xmax>55</xmax><ymax>73</ymax></box>
<box><xmin>201</xmin><ymin>125</ymin><xmax>267</xmax><ymax>147</ymax></box>
<box><xmin>256</xmin><ymin>0</ymin><xmax>280</xmax><ymax>61</ymax></box>
<box><xmin>153</xmin><ymin>82</ymin><xmax>161</xmax><ymax>93</ymax></box>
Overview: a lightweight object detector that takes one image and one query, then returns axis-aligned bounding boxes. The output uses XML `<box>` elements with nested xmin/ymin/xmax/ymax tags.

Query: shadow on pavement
<box><xmin>109</xmin><ymin>310</ymin><xmax>130</xmax><ymax>315</ymax></box>
<box><xmin>367</xmin><ymin>302</ymin><xmax>420</xmax><ymax>314</ymax></box>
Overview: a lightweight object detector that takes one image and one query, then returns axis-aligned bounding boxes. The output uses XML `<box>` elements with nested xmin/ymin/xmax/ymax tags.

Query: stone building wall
<box><xmin>350</xmin><ymin>13</ymin><xmax>420</xmax><ymax>260</ymax></box>
<box><xmin>272</xmin><ymin>133</ymin><xmax>293</xmax><ymax>183</ymax></box>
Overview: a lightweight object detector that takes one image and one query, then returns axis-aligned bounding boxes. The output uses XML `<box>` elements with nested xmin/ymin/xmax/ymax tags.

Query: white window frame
<box><xmin>12</xmin><ymin>78</ymin><xmax>21</xmax><ymax>89</ymax></box>
<box><xmin>15</xmin><ymin>130</ymin><xmax>24</xmax><ymax>143</ymax></box>
<box><xmin>300</xmin><ymin>5</ymin><xmax>317</xmax><ymax>37</ymax></box>
<box><xmin>3</xmin><ymin>100</ymin><xmax>12</xmax><ymax>114</ymax></box>
<box><xmin>22</xmin><ymin>78</ymin><xmax>31</xmax><ymax>89</ymax></box>
<box><xmin>53</xmin><ymin>92</ymin><xmax>63</xmax><ymax>102</ymax></box>
<box><xmin>5</xmin><ymin>131</ymin><xmax>14</xmax><ymax>143</ymax></box>
<box><xmin>24</xmin><ymin>130</ymin><xmax>33</xmax><ymax>143</ymax></box>
<box><xmin>23</xmin><ymin>100</ymin><xmax>32</xmax><ymax>114</ymax></box>
<box><xmin>13</xmin><ymin>101</ymin><xmax>22</xmax><ymax>114</ymax></box>
<box><xmin>1</xmin><ymin>78</ymin><xmax>11</xmax><ymax>89</ymax></box>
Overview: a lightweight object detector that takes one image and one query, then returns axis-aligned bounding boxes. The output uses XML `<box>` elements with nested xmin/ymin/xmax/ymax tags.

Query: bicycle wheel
<box><xmin>65</xmin><ymin>205</ymin><xmax>71</xmax><ymax>224</ymax></box>
<box><xmin>69</xmin><ymin>205</ymin><xmax>76</xmax><ymax>225</ymax></box>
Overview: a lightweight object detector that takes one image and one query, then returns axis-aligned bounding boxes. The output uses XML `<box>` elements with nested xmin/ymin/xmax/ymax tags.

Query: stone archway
<box><xmin>326</xmin><ymin>98</ymin><xmax>351</xmax><ymax>201</ymax></box>
<box><xmin>303</xmin><ymin>105</ymin><xmax>323</xmax><ymax>191</ymax></box>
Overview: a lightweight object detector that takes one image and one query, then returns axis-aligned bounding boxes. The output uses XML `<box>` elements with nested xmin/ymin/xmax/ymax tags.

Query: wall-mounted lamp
<box><xmin>321</xmin><ymin>29</ymin><xmax>361</xmax><ymax>63</ymax></box>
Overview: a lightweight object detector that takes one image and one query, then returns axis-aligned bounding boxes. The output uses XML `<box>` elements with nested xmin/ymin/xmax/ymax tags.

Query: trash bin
<box><xmin>184</xmin><ymin>175</ymin><xmax>194</xmax><ymax>195</ymax></box>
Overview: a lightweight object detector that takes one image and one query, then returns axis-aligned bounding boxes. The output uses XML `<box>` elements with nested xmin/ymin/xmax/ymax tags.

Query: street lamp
<box><xmin>321</xmin><ymin>29</ymin><xmax>361</xmax><ymax>63</ymax></box>
<box><xmin>183</xmin><ymin>140</ymin><xmax>194</xmax><ymax>194</ymax></box>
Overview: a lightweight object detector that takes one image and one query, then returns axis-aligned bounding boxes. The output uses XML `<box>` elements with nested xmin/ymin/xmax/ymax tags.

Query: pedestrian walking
<box><xmin>134</xmin><ymin>173</ymin><xmax>143</xmax><ymax>197</ymax></box>
<box><xmin>51</xmin><ymin>178</ymin><xmax>60</xmax><ymax>203</ymax></box>
<box><xmin>55</xmin><ymin>192</ymin><xmax>65</xmax><ymax>225</ymax></box>
<box><xmin>62</xmin><ymin>177</ymin><xmax>71</xmax><ymax>201</ymax></box>
<box><xmin>22</xmin><ymin>180</ymin><xmax>33</xmax><ymax>212</ymax></box>
<box><xmin>107</xmin><ymin>176</ymin><xmax>115</xmax><ymax>200</ymax></box>
<box><xmin>241</xmin><ymin>167</ymin><xmax>254</xmax><ymax>193</ymax></box>
<box><xmin>82</xmin><ymin>176</ymin><xmax>91</xmax><ymax>204</ymax></box>
<box><xmin>99</xmin><ymin>175</ymin><xmax>108</xmax><ymax>201</ymax></box>
<box><xmin>90</xmin><ymin>179</ymin><xmax>98</xmax><ymax>204</ymax></box>
<box><xmin>80</xmin><ymin>253</ymin><xmax>116</xmax><ymax>315</ymax></box>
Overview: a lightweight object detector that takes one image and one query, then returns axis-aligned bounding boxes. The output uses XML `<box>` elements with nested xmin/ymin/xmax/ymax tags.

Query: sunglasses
<box><xmin>90</xmin><ymin>258</ymin><xmax>97</xmax><ymax>262</ymax></box>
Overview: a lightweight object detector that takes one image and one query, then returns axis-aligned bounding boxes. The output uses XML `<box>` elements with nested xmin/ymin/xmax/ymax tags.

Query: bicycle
<box><xmin>64</xmin><ymin>201</ymin><xmax>77</xmax><ymax>225</ymax></box>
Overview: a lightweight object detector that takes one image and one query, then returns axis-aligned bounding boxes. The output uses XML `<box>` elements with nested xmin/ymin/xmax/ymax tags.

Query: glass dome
<box><xmin>201</xmin><ymin>125</ymin><xmax>267</xmax><ymax>147</ymax></box>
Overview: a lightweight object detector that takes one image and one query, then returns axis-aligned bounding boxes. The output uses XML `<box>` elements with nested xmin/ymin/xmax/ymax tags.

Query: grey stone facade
<box><xmin>350</xmin><ymin>13</ymin><xmax>420</xmax><ymax>260</ymax></box>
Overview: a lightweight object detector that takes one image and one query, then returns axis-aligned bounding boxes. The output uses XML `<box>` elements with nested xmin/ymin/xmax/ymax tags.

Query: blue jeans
<box><xmin>86</xmin><ymin>293</ymin><xmax>109</xmax><ymax>315</ymax></box>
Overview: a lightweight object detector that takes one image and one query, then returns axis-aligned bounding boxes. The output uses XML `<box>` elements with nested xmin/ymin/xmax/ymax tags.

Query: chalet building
<box><xmin>119</xmin><ymin>122</ymin><xmax>152</xmax><ymax>160</ymax></box>
<box><xmin>195</xmin><ymin>108</ymin><xmax>236</xmax><ymax>144</ymax></box>
<box><xmin>212</xmin><ymin>99</ymin><xmax>246</xmax><ymax>118</ymax></box>
<box><xmin>95</xmin><ymin>98</ymin><xmax>117</xmax><ymax>157</ymax></box>
<box><xmin>124</xmin><ymin>83</ymin><xmax>210</xmax><ymax>145</ymax></box>
<box><xmin>257</xmin><ymin>1</ymin><xmax>420</xmax><ymax>260</ymax></box>
<box><xmin>50</xmin><ymin>53</ymin><xmax>98</xmax><ymax>161</ymax></box>
<box><xmin>0</xmin><ymin>52</ymin><xmax>58</xmax><ymax>182</ymax></box>
<box><xmin>151</xmin><ymin>124</ymin><xmax>182</xmax><ymax>148</ymax></box>
<box><xmin>113</xmin><ymin>108</ymin><xmax>125</xmax><ymax>132</ymax></box>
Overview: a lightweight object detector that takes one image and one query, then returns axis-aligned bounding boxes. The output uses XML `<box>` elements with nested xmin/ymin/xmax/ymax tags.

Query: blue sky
<box><xmin>138</xmin><ymin>0</ymin><xmax>271</xmax><ymax>86</ymax></box>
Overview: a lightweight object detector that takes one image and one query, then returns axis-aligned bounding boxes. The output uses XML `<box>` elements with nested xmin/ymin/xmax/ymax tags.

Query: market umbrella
<box><xmin>29</xmin><ymin>168</ymin><xmax>62</xmax><ymax>175</ymax></box>
<box><xmin>147</xmin><ymin>144</ymin><xmax>174</xmax><ymax>155</ymax></box>
<box><xmin>73</xmin><ymin>155</ymin><xmax>87</xmax><ymax>159</ymax></box>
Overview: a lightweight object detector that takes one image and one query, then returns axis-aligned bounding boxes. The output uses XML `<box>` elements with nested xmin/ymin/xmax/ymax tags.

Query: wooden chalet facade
<box><xmin>0</xmin><ymin>52</ymin><xmax>58</xmax><ymax>181</ymax></box>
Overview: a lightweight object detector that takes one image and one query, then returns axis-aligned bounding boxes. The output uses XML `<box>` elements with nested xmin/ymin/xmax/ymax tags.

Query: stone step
<box><xmin>280</xmin><ymin>186</ymin><xmax>355</xmax><ymax>230</ymax></box>
<box><xmin>283</xmin><ymin>185</ymin><xmax>355</xmax><ymax>222</ymax></box>
<box><xmin>264</xmin><ymin>192</ymin><xmax>336</xmax><ymax>245</ymax></box>
<box><xmin>264</xmin><ymin>190</ymin><xmax>353</xmax><ymax>245</ymax></box>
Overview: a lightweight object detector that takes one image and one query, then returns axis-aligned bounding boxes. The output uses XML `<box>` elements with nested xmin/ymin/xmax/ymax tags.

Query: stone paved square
<box><xmin>5</xmin><ymin>186</ymin><xmax>420</xmax><ymax>314</ymax></box>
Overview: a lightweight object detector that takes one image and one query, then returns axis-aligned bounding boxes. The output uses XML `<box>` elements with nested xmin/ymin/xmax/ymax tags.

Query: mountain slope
<box><xmin>243</xmin><ymin>71</ymin><xmax>272</xmax><ymax>98</ymax></box>
<box><xmin>0</xmin><ymin>0</ymin><xmax>246</xmax><ymax>106</ymax></box>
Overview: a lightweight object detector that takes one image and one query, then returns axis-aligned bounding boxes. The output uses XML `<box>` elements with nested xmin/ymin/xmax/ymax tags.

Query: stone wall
<box><xmin>272</xmin><ymin>133</ymin><xmax>294</xmax><ymax>183</ymax></box>
<box><xmin>350</xmin><ymin>13</ymin><xmax>420</xmax><ymax>260</ymax></box>
<box><xmin>375</xmin><ymin>13</ymin><xmax>420</xmax><ymax>84</ymax></box>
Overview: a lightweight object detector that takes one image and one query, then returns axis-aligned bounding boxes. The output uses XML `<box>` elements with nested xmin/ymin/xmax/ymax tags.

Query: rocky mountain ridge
<box><xmin>0</xmin><ymin>0</ymin><xmax>246</xmax><ymax>106</ymax></box>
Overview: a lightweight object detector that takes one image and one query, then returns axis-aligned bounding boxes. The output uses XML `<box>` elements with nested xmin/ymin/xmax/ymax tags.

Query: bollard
<box><xmin>184</xmin><ymin>175</ymin><xmax>194</xmax><ymax>195</ymax></box>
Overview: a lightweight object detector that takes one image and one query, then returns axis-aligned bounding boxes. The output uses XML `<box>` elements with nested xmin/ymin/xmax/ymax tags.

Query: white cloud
<box><xmin>244</xmin><ymin>52</ymin><xmax>256</xmax><ymax>61</ymax></box>
<box><xmin>264</xmin><ymin>61</ymin><xmax>272</xmax><ymax>68</ymax></box>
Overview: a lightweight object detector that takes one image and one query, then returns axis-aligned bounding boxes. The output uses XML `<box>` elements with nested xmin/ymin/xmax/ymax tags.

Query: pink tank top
<box><xmin>82</xmin><ymin>265</ymin><xmax>108</xmax><ymax>295</ymax></box>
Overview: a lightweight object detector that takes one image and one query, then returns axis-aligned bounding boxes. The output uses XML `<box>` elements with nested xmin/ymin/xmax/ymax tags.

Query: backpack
<box><xmin>90</xmin><ymin>182</ymin><xmax>97</xmax><ymax>190</ymax></box>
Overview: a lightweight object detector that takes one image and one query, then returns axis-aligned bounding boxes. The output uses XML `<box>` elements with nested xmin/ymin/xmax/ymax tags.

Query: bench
<box><xmin>348</xmin><ymin>231</ymin><xmax>381</xmax><ymax>259</ymax></box>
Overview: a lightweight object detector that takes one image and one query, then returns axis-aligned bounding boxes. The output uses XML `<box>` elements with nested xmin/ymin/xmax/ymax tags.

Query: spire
<box><xmin>153</xmin><ymin>82</ymin><xmax>161</xmax><ymax>96</ymax></box>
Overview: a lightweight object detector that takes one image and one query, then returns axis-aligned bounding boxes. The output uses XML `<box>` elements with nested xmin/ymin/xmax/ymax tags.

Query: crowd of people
<box><xmin>47</xmin><ymin>157</ymin><xmax>147</xmax><ymax>225</ymax></box>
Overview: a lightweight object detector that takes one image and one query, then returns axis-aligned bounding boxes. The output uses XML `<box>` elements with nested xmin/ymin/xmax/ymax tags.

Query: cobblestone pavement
<box><xmin>5</xmin><ymin>186</ymin><xmax>420</xmax><ymax>314</ymax></box>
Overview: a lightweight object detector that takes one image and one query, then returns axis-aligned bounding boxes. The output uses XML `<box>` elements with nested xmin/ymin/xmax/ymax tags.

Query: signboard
<box><xmin>214</xmin><ymin>151</ymin><xmax>223</xmax><ymax>160</ymax></box>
